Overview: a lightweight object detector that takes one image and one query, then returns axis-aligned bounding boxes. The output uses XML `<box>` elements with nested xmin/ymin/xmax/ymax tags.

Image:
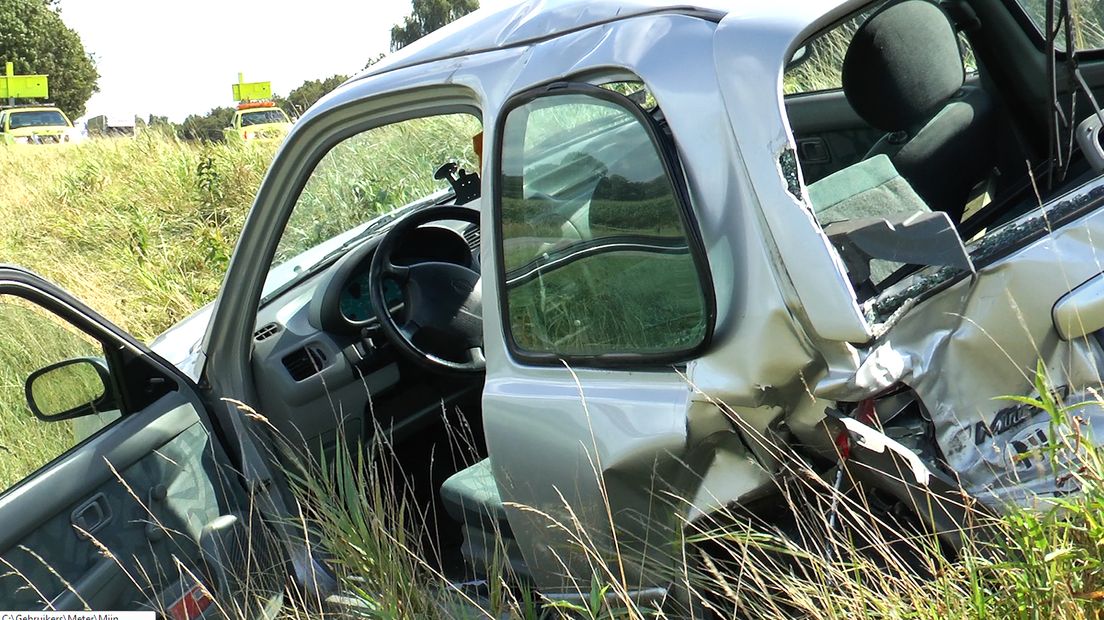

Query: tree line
<box><xmin>1</xmin><ymin>0</ymin><xmax>479</xmax><ymax>139</ymax></box>
<box><xmin>172</xmin><ymin>0</ymin><xmax>480</xmax><ymax>143</ymax></box>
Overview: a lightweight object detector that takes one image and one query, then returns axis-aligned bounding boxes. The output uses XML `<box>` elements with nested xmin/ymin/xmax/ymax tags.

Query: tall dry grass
<box><xmin>261</xmin><ymin>362</ymin><xmax>1104</xmax><ymax>619</ymax></box>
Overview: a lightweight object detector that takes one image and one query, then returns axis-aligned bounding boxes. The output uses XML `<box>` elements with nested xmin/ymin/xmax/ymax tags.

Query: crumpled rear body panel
<box><xmin>864</xmin><ymin>177</ymin><xmax>1104</xmax><ymax>508</ymax></box>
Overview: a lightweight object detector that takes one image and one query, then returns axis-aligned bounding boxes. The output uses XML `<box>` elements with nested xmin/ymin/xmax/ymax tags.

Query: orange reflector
<box><xmin>236</xmin><ymin>101</ymin><xmax>275</xmax><ymax>110</ymax></box>
<box><xmin>167</xmin><ymin>582</ymin><xmax>213</xmax><ymax>620</ymax></box>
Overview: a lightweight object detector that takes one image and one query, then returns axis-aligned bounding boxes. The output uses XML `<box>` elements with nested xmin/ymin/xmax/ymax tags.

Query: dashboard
<box><xmin>334</xmin><ymin>225</ymin><xmax>475</xmax><ymax>326</ymax></box>
<box><xmin>339</xmin><ymin>273</ymin><xmax>402</xmax><ymax>323</ymax></box>
<box><xmin>247</xmin><ymin>217</ymin><xmax>481</xmax><ymax>453</ymax></box>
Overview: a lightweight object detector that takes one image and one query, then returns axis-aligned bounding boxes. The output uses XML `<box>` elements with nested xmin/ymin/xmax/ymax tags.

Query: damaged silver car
<box><xmin>1</xmin><ymin>0</ymin><xmax>1103</xmax><ymax>612</ymax></box>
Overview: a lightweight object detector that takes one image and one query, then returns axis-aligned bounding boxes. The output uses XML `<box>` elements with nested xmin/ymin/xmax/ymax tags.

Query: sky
<box><xmin>56</xmin><ymin>0</ymin><xmax>515</xmax><ymax>123</ymax></box>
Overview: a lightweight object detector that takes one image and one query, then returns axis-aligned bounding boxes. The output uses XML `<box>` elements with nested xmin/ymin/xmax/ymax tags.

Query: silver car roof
<box><xmin>356</xmin><ymin>0</ymin><xmax>733</xmax><ymax>79</ymax></box>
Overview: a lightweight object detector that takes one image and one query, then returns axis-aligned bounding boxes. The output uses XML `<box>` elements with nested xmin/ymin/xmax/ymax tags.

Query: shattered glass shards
<box><xmin>867</xmin><ymin>183</ymin><xmax>1104</xmax><ymax>323</ymax></box>
<box><xmin>778</xmin><ymin>148</ymin><xmax>802</xmax><ymax>201</ymax></box>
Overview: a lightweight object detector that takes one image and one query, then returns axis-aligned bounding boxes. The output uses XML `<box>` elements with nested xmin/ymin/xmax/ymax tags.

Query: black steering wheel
<box><xmin>368</xmin><ymin>206</ymin><xmax>484</xmax><ymax>375</ymax></box>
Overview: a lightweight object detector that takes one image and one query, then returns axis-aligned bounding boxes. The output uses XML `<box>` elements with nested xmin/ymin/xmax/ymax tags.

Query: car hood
<box><xmin>146</xmin><ymin>223</ymin><xmax>321</xmax><ymax>379</ymax></box>
<box><xmin>240</xmin><ymin>122</ymin><xmax>291</xmax><ymax>132</ymax></box>
<box><xmin>9</xmin><ymin>126</ymin><xmax>69</xmax><ymax>134</ymax></box>
<box><xmin>149</xmin><ymin>303</ymin><xmax>213</xmax><ymax>381</ymax></box>
<box><xmin>147</xmin><ymin>245</ymin><xmax>323</xmax><ymax>380</ymax></box>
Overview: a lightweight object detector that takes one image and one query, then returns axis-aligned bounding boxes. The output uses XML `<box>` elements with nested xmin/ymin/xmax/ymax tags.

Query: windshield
<box><xmin>241</xmin><ymin>110</ymin><xmax>288</xmax><ymax>126</ymax></box>
<box><xmin>9</xmin><ymin>110</ymin><xmax>67</xmax><ymax>129</ymax></box>
<box><xmin>262</xmin><ymin>112</ymin><xmax>482</xmax><ymax>297</ymax></box>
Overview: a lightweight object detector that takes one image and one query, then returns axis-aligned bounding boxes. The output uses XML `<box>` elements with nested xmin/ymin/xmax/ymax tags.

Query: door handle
<box><xmin>797</xmin><ymin>137</ymin><xmax>831</xmax><ymax>164</ymax></box>
<box><xmin>71</xmin><ymin>492</ymin><xmax>112</xmax><ymax>535</ymax></box>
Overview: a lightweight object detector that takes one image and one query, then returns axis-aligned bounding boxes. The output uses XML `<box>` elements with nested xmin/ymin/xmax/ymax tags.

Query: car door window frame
<box><xmin>258</xmin><ymin>103</ymin><xmax>484</xmax><ymax>306</ymax></box>
<box><xmin>201</xmin><ymin>87</ymin><xmax>484</xmax><ymax>509</ymax></box>
<box><xmin>0</xmin><ymin>272</ymin><xmax>183</xmax><ymax>499</ymax></box>
<box><xmin>491</xmin><ymin>81</ymin><xmax>716</xmax><ymax>368</ymax></box>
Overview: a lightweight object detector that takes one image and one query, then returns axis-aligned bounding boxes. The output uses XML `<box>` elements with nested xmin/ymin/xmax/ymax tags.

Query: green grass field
<box><xmin>0</xmin><ymin>134</ymin><xmax>276</xmax><ymax>341</ymax></box>
<box><xmin>0</xmin><ymin>134</ymin><xmax>275</xmax><ymax>490</ymax></box>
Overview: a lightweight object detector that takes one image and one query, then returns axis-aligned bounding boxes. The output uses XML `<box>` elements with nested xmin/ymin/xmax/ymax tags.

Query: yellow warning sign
<box><xmin>231</xmin><ymin>73</ymin><xmax>272</xmax><ymax>102</ymax></box>
<box><xmin>0</xmin><ymin>62</ymin><xmax>48</xmax><ymax>100</ymax></box>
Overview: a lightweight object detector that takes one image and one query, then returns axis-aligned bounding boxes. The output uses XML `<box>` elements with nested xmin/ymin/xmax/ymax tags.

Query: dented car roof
<box><xmin>354</xmin><ymin>0</ymin><xmax>872</xmax><ymax>83</ymax></box>
<box><xmin>359</xmin><ymin>1</ymin><xmax>730</xmax><ymax>78</ymax></box>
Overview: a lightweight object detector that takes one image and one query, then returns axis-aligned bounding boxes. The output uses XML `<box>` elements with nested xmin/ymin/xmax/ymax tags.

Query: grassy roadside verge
<box><xmin>0</xmin><ymin>135</ymin><xmax>273</xmax><ymax>487</ymax></box>
<box><xmin>276</xmin><ymin>368</ymin><xmax>1104</xmax><ymax>619</ymax></box>
<box><xmin>0</xmin><ymin>133</ymin><xmax>276</xmax><ymax>340</ymax></box>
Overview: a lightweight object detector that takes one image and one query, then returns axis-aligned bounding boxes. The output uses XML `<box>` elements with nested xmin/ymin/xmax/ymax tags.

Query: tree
<box><xmin>278</xmin><ymin>74</ymin><xmax>349</xmax><ymax>117</ymax></box>
<box><xmin>144</xmin><ymin>115</ymin><xmax>177</xmax><ymax>138</ymax></box>
<box><xmin>364</xmin><ymin>53</ymin><xmax>385</xmax><ymax>70</ymax></box>
<box><xmin>179</xmin><ymin>107</ymin><xmax>234</xmax><ymax>142</ymax></box>
<box><xmin>390</xmin><ymin>0</ymin><xmax>479</xmax><ymax>51</ymax></box>
<box><xmin>0</xmin><ymin>0</ymin><xmax>98</xmax><ymax>119</ymax></box>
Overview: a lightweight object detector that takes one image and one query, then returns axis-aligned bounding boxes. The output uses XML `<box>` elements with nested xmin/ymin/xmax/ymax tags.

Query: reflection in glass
<box><xmin>30</xmin><ymin>360</ymin><xmax>106</xmax><ymax>418</ymax></box>
<box><xmin>498</xmin><ymin>93</ymin><xmax>707</xmax><ymax>356</ymax></box>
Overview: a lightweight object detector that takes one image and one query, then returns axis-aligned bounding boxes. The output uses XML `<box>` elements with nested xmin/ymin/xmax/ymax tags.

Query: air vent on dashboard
<box><xmin>462</xmin><ymin>225</ymin><xmax>480</xmax><ymax>251</ymax></box>
<box><xmin>283</xmin><ymin>346</ymin><xmax>328</xmax><ymax>381</ymax></box>
<box><xmin>253</xmin><ymin>322</ymin><xmax>281</xmax><ymax>342</ymax></box>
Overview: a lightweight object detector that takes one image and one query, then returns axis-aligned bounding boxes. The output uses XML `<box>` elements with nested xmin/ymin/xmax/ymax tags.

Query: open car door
<box><xmin>0</xmin><ymin>267</ymin><xmax>283</xmax><ymax>612</ymax></box>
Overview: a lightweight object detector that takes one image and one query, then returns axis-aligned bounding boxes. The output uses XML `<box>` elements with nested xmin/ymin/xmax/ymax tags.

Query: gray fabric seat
<box><xmin>809</xmin><ymin>154</ymin><xmax>930</xmax><ymax>224</ymax></box>
<box><xmin>809</xmin><ymin>153</ymin><xmax>931</xmax><ymax>284</ymax></box>
<box><xmin>842</xmin><ymin>0</ymin><xmax>996</xmax><ymax>223</ymax></box>
<box><xmin>441</xmin><ymin>459</ymin><xmax>531</xmax><ymax>578</ymax></box>
<box><xmin>439</xmin><ymin>458</ymin><xmax>512</xmax><ymax>535</ymax></box>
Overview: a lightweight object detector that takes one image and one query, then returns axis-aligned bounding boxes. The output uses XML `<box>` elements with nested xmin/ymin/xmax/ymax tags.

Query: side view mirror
<box><xmin>25</xmin><ymin>357</ymin><xmax>115</xmax><ymax>421</ymax></box>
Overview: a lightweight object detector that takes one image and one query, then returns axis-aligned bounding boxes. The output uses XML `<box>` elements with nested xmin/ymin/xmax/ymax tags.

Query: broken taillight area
<box><xmin>166</xmin><ymin>582</ymin><xmax>213</xmax><ymax>620</ymax></box>
<box><xmin>832</xmin><ymin>385</ymin><xmax>945</xmax><ymax>467</ymax></box>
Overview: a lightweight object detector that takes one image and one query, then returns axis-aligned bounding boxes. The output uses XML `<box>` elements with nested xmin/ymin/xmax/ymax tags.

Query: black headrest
<box><xmin>842</xmin><ymin>0</ymin><xmax>965</xmax><ymax>132</ymax></box>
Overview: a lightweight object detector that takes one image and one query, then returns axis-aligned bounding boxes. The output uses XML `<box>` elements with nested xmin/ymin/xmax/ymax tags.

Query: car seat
<box><xmin>440</xmin><ymin>458</ymin><xmax>529</xmax><ymax>577</ymax></box>
<box><xmin>842</xmin><ymin>0</ymin><xmax>997</xmax><ymax>223</ymax></box>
